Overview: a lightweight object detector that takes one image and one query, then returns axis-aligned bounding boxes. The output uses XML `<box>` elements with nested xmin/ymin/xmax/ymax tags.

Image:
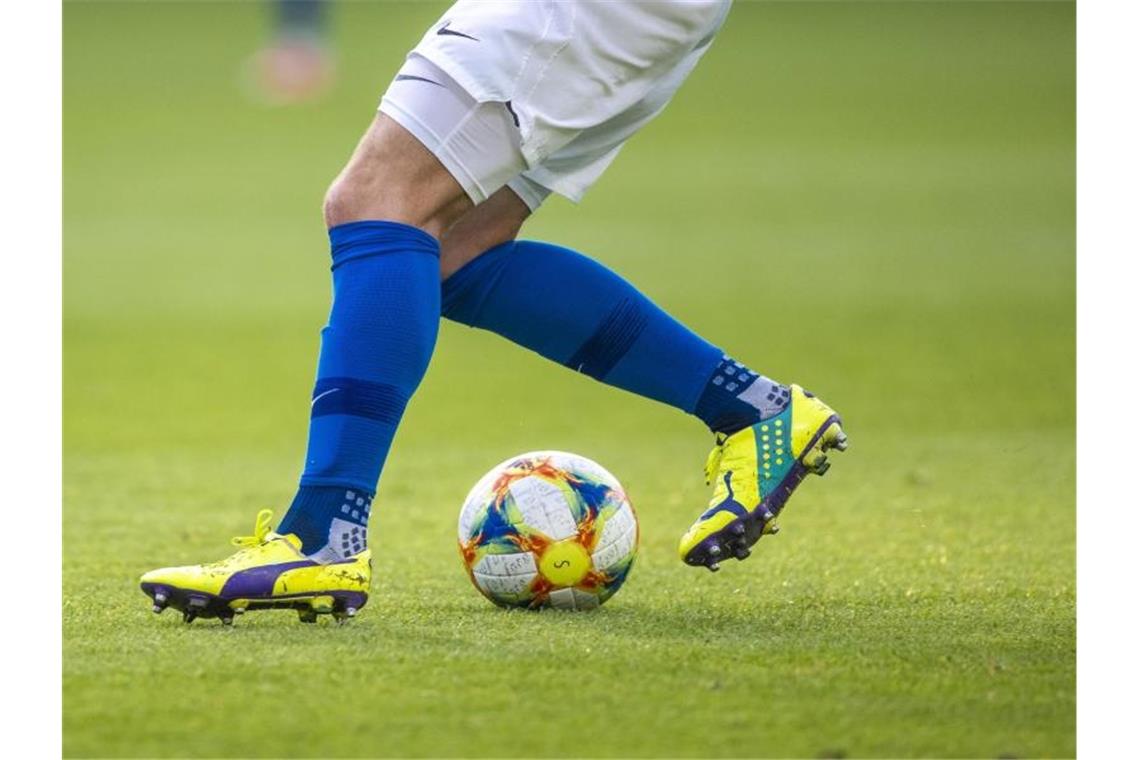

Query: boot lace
<box><xmin>231</xmin><ymin>509</ymin><xmax>275</xmax><ymax>548</ymax></box>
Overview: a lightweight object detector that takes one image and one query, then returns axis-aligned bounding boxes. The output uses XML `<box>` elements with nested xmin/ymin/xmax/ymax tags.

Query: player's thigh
<box><xmin>327</xmin><ymin>56</ymin><xmax>530</xmax><ymax>237</ymax></box>
<box><xmin>357</xmin><ymin>56</ymin><xmax>529</xmax><ymax>237</ymax></box>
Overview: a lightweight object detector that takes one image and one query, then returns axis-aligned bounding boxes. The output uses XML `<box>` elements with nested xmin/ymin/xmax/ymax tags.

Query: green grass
<box><xmin>63</xmin><ymin>1</ymin><xmax>1075</xmax><ymax>757</ymax></box>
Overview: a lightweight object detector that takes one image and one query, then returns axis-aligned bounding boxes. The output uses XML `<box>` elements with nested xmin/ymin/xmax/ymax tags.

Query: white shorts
<box><xmin>378</xmin><ymin>0</ymin><xmax>731</xmax><ymax>210</ymax></box>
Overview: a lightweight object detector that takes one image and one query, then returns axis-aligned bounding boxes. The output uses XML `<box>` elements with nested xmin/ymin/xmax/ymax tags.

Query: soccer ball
<box><xmin>457</xmin><ymin>451</ymin><xmax>639</xmax><ymax>610</ymax></box>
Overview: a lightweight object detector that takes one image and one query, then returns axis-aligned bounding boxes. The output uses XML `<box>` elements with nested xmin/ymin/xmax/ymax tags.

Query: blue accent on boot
<box><xmin>442</xmin><ymin>240</ymin><xmax>723</xmax><ymax>413</ymax></box>
<box><xmin>699</xmin><ymin>472</ymin><xmax>750</xmax><ymax>520</ymax></box>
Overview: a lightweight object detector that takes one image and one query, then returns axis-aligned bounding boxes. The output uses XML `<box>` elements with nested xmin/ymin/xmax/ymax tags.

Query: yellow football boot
<box><xmin>679</xmin><ymin>384</ymin><xmax>847</xmax><ymax>570</ymax></box>
<box><xmin>140</xmin><ymin>509</ymin><xmax>371</xmax><ymax>625</ymax></box>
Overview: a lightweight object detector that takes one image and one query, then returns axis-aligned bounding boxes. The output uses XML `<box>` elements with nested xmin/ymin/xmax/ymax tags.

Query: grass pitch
<box><xmin>64</xmin><ymin>2</ymin><xmax>1075</xmax><ymax>757</ymax></box>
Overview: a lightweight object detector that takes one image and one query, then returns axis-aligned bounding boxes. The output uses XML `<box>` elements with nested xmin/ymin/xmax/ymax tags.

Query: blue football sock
<box><xmin>281</xmin><ymin>486</ymin><xmax>372</xmax><ymax>560</ymax></box>
<box><xmin>441</xmin><ymin>240</ymin><xmax>788</xmax><ymax>435</ymax></box>
<box><xmin>692</xmin><ymin>354</ymin><xmax>791</xmax><ymax>434</ymax></box>
<box><xmin>278</xmin><ymin>221</ymin><xmax>440</xmax><ymax>559</ymax></box>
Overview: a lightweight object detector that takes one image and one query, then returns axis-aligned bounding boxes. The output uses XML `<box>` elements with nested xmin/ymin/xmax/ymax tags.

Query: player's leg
<box><xmin>276</xmin><ymin>63</ymin><xmax>531</xmax><ymax>568</ymax></box>
<box><xmin>273</xmin><ymin>112</ymin><xmax>470</xmax><ymax>557</ymax></box>
<box><xmin>140</xmin><ymin>44</ymin><xmax>540</xmax><ymax>623</ymax></box>
<box><xmin>438</xmin><ymin>179</ymin><xmax>843</xmax><ymax>574</ymax></box>
<box><xmin>431</xmin><ymin>0</ymin><xmax>846</xmax><ymax>572</ymax></box>
<box><xmin>139</xmin><ymin>110</ymin><xmax>479</xmax><ymax>624</ymax></box>
<box><xmin>442</xmin><ymin>226</ymin><xmax>846</xmax><ymax>572</ymax></box>
<box><xmin>412</xmin><ymin>0</ymin><xmax>843</xmax><ymax>576</ymax></box>
<box><xmin>442</xmin><ymin>178</ymin><xmax>846</xmax><ymax>574</ymax></box>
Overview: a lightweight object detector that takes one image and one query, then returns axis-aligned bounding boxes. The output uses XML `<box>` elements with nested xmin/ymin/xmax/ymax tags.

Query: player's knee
<box><xmin>322</xmin><ymin>164</ymin><xmax>469</xmax><ymax>236</ymax></box>
<box><xmin>322</xmin><ymin>176</ymin><xmax>364</xmax><ymax>229</ymax></box>
<box><xmin>323</xmin><ymin>167</ymin><xmax>400</xmax><ymax>229</ymax></box>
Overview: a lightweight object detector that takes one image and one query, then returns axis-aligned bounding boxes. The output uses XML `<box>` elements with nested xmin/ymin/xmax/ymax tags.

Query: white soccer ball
<box><xmin>457</xmin><ymin>451</ymin><xmax>639</xmax><ymax>609</ymax></box>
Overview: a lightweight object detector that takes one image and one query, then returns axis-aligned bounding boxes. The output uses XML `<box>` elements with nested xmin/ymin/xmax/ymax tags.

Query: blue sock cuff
<box><xmin>328</xmin><ymin>220</ymin><xmax>440</xmax><ymax>269</ymax></box>
<box><xmin>441</xmin><ymin>240</ymin><xmax>516</xmax><ymax>324</ymax></box>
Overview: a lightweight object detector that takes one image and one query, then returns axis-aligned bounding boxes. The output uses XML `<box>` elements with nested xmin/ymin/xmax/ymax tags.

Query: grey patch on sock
<box><xmin>309</xmin><ymin>545</ymin><xmax>343</xmax><ymax>564</ymax></box>
<box><xmin>736</xmin><ymin>376</ymin><xmax>790</xmax><ymax>419</ymax></box>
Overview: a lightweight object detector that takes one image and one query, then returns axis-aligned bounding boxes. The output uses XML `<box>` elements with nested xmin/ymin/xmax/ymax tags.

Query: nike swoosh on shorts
<box><xmin>436</xmin><ymin>20</ymin><xmax>479</xmax><ymax>42</ymax></box>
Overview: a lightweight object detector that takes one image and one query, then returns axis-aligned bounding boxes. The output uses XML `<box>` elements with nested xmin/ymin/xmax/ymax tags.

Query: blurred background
<box><xmin>64</xmin><ymin>2</ymin><xmax>1074</xmax><ymax>757</ymax></box>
